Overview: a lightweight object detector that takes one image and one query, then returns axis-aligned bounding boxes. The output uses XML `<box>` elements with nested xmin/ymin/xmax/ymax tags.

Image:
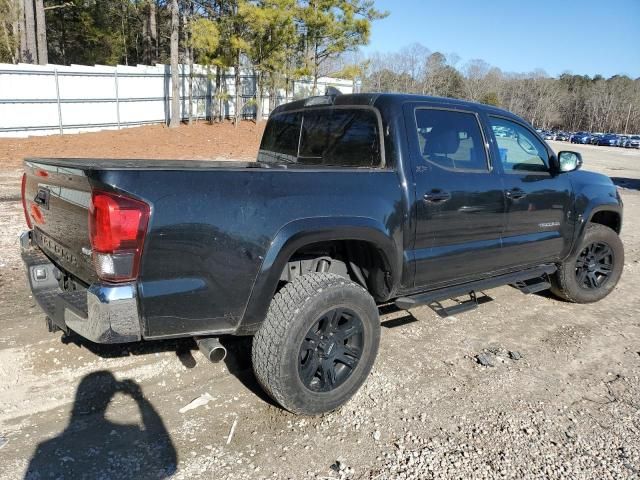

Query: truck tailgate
<box><xmin>23</xmin><ymin>160</ymin><xmax>97</xmax><ymax>285</ymax></box>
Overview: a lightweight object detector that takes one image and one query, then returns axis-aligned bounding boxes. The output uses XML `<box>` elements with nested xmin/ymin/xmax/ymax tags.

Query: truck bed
<box><xmin>22</xmin><ymin>156</ymin><xmax>404</xmax><ymax>339</ymax></box>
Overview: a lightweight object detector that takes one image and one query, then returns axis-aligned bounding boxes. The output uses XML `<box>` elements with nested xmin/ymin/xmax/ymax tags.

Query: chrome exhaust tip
<box><xmin>195</xmin><ymin>337</ymin><xmax>227</xmax><ymax>363</ymax></box>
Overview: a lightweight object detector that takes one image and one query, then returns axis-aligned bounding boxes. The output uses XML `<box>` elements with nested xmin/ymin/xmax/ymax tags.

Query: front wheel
<box><xmin>551</xmin><ymin>223</ymin><xmax>624</xmax><ymax>303</ymax></box>
<box><xmin>252</xmin><ymin>273</ymin><xmax>380</xmax><ymax>415</ymax></box>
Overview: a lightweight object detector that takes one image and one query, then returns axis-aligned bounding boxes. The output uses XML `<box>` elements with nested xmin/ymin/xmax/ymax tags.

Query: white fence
<box><xmin>0</xmin><ymin>63</ymin><xmax>354</xmax><ymax>137</ymax></box>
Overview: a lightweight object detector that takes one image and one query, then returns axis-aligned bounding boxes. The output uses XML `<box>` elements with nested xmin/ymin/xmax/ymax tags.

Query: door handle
<box><xmin>458</xmin><ymin>205</ymin><xmax>483</xmax><ymax>213</ymax></box>
<box><xmin>505</xmin><ymin>188</ymin><xmax>526</xmax><ymax>200</ymax></box>
<box><xmin>424</xmin><ymin>190</ymin><xmax>451</xmax><ymax>203</ymax></box>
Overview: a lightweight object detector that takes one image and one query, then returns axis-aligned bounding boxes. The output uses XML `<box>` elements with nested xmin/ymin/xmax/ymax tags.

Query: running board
<box><xmin>432</xmin><ymin>291</ymin><xmax>479</xmax><ymax>317</ymax></box>
<box><xmin>395</xmin><ymin>265</ymin><xmax>556</xmax><ymax>310</ymax></box>
<box><xmin>511</xmin><ymin>279</ymin><xmax>552</xmax><ymax>294</ymax></box>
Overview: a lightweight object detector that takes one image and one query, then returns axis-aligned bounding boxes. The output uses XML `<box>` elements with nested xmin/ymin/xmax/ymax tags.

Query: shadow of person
<box><xmin>25</xmin><ymin>371</ymin><xmax>177</xmax><ymax>480</ymax></box>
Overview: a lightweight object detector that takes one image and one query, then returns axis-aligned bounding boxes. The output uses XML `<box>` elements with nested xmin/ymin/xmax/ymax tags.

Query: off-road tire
<box><xmin>252</xmin><ymin>273</ymin><xmax>380</xmax><ymax>415</ymax></box>
<box><xmin>551</xmin><ymin>223</ymin><xmax>624</xmax><ymax>303</ymax></box>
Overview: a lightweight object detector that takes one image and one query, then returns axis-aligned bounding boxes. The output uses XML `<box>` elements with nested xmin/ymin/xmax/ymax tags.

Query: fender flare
<box><xmin>568</xmin><ymin>201</ymin><xmax>622</xmax><ymax>258</ymax></box>
<box><xmin>237</xmin><ymin>216</ymin><xmax>401</xmax><ymax>334</ymax></box>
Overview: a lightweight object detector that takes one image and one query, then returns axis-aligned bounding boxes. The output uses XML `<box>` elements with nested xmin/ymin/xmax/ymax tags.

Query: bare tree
<box><xmin>151</xmin><ymin>0</ymin><xmax>157</xmax><ymax>61</ymax></box>
<box><xmin>12</xmin><ymin>2</ymin><xmax>20</xmax><ymax>61</ymax></box>
<box><xmin>34</xmin><ymin>0</ymin><xmax>46</xmax><ymax>64</ymax></box>
<box><xmin>183</xmin><ymin>0</ymin><xmax>194</xmax><ymax>124</ymax></box>
<box><xmin>462</xmin><ymin>59</ymin><xmax>491</xmax><ymax>101</ymax></box>
<box><xmin>169</xmin><ymin>0</ymin><xmax>180</xmax><ymax>127</ymax></box>
<box><xmin>398</xmin><ymin>43</ymin><xmax>429</xmax><ymax>93</ymax></box>
<box><xmin>422</xmin><ymin>52</ymin><xmax>463</xmax><ymax>97</ymax></box>
<box><xmin>361</xmin><ymin>43</ymin><xmax>640</xmax><ymax>133</ymax></box>
<box><xmin>22</xmin><ymin>0</ymin><xmax>36</xmax><ymax>62</ymax></box>
<box><xmin>143</xmin><ymin>0</ymin><xmax>157</xmax><ymax>64</ymax></box>
<box><xmin>18</xmin><ymin>0</ymin><xmax>27</xmax><ymax>62</ymax></box>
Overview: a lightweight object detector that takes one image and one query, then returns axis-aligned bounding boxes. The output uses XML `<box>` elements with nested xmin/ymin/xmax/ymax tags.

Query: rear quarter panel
<box><xmin>96</xmin><ymin>168</ymin><xmax>405</xmax><ymax>338</ymax></box>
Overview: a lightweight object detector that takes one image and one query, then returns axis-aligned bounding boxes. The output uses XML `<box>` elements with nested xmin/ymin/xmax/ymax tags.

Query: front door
<box><xmin>405</xmin><ymin>105</ymin><xmax>507</xmax><ymax>289</ymax></box>
<box><xmin>486</xmin><ymin>115</ymin><xmax>574</xmax><ymax>267</ymax></box>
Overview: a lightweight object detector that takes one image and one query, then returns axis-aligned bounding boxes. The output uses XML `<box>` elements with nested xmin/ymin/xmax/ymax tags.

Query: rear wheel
<box><xmin>551</xmin><ymin>223</ymin><xmax>624</xmax><ymax>303</ymax></box>
<box><xmin>252</xmin><ymin>273</ymin><xmax>380</xmax><ymax>415</ymax></box>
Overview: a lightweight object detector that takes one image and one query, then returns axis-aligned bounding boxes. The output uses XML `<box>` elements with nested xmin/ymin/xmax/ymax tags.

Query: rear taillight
<box><xmin>21</xmin><ymin>173</ymin><xmax>33</xmax><ymax>229</ymax></box>
<box><xmin>89</xmin><ymin>190</ymin><xmax>150</xmax><ymax>283</ymax></box>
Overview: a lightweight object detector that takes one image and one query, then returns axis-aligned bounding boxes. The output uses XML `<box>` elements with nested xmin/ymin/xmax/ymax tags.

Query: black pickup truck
<box><xmin>20</xmin><ymin>93</ymin><xmax>624</xmax><ymax>415</ymax></box>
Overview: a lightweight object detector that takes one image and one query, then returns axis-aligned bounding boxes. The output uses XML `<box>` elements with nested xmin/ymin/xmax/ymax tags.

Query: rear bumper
<box><xmin>20</xmin><ymin>231</ymin><xmax>142</xmax><ymax>343</ymax></box>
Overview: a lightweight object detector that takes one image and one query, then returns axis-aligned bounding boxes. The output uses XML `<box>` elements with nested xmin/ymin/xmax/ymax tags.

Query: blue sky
<box><xmin>362</xmin><ymin>0</ymin><xmax>640</xmax><ymax>78</ymax></box>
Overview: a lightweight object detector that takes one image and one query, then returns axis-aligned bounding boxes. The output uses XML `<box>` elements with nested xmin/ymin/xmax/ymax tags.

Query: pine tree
<box><xmin>189</xmin><ymin>14</ymin><xmax>220</xmax><ymax>122</ymax></box>
<box><xmin>239</xmin><ymin>0</ymin><xmax>297</xmax><ymax>121</ymax></box>
<box><xmin>297</xmin><ymin>0</ymin><xmax>387</xmax><ymax>94</ymax></box>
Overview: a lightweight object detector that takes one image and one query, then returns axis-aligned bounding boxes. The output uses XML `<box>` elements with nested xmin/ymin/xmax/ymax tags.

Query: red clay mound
<box><xmin>0</xmin><ymin>121</ymin><xmax>265</xmax><ymax>168</ymax></box>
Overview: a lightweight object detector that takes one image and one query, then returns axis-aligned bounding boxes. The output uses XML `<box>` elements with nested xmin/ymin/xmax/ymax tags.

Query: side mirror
<box><xmin>557</xmin><ymin>151</ymin><xmax>583</xmax><ymax>173</ymax></box>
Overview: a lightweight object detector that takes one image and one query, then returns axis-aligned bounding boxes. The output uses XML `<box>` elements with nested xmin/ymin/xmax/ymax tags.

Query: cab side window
<box><xmin>489</xmin><ymin>117</ymin><xmax>549</xmax><ymax>173</ymax></box>
<box><xmin>415</xmin><ymin>109</ymin><xmax>488</xmax><ymax>172</ymax></box>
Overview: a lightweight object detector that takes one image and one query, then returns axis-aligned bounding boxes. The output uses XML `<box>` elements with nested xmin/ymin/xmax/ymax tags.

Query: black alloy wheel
<box><xmin>252</xmin><ymin>273</ymin><xmax>380</xmax><ymax>414</ymax></box>
<box><xmin>551</xmin><ymin>224</ymin><xmax>624</xmax><ymax>304</ymax></box>
<box><xmin>298</xmin><ymin>308</ymin><xmax>364</xmax><ymax>392</ymax></box>
<box><xmin>575</xmin><ymin>241</ymin><xmax>614</xmax><ymax>290</ymax></box>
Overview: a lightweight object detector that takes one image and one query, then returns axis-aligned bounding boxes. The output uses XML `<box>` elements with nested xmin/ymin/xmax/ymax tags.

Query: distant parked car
<box><xmin>597</xmin><ymin>134</ymin><xmax>619</xmax><ymax>146</ymax></box>
<box><xmin>616</xmin><ymin>136</ymin><xmax>629</xmax><ymax>147</ymax></box>
<box><xmin>625</xmin><ymin>135</ymin><xmax>640</xmax><ymax>148</ymax></box>
<box><xmin>570</xmin><ymin>132</ymin><xmax>589</xmax><ymax>143</ymax></box>
<box><xmin>590</xmin><ymin>134</ymin><xmax>602</xmax><ymax>145</ymax></box>
<box><xmin>555</xmin><ymin>132</ymin><xmax>569</xmax><ymax>141</ymax></box>
<box><xmin>569</xmin><ymin>132</ymin><xmax>587</xmax><ymax>143</ymax></box>
<box><xmin>572</xmin><ymin>133</ymin><xmax>592</xmax><ymax>144</ymax></box>
<box><xmin>543</xmin><ymin>131</ymin><xmax>555</xmax><ymax>140</ymax></box>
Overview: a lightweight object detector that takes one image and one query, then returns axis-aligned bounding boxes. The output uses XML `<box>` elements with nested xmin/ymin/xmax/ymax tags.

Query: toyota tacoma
<box><xmin>20</xmin><ymin>93</ymin><xmax>624</xmax><ymax>415</ymax></box>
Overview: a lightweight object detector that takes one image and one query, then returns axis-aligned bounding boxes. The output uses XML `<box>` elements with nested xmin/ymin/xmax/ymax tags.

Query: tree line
<box><xmin>0</xmin><ymin>0</ymin><xmax>386</xmax><ymax>126</ymax></box>
<box><xmin>358</xmin><ymin>44</ymin><xmax>640</xmax><ymax>134</ymax></box>
<box><xmin>2</xmin><ymin>4</ymin><xmax>638</xmax><ymax>132</ymax></box>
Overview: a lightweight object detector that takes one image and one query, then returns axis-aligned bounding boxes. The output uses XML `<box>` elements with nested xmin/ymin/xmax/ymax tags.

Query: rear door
<box><xmin>486</xmin><ymin>115</ymin><xmax>573</xmax><ymax>267</ymax></box>
<box><xmin>404</xmin><ymin>104</ymin><xmax>507</xmax><ymax>288</ymax></box>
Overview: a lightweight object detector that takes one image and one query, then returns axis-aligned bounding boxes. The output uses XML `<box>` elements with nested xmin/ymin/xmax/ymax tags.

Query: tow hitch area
<box><xmin>45</xmin><ymin>316</ymin><xmax>62</xmax><ymax>333</ymax></box>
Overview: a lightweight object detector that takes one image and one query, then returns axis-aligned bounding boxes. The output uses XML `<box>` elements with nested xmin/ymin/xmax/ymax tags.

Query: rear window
<box><xmin>258</xmin><ymin>107</ymin><xmax>382</xmax><ymax>167</ymax></box>
<box><xmin>414</xmin><ymin>108</ymin><xmax>488</xmax><ymax>171</ymax></box>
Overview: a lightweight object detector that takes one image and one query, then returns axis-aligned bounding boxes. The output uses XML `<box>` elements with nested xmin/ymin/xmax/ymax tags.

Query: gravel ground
<box><xmin>0</xmin><ymin>137</ymin><xmax>639</xmax><ymax>479</ymax></box>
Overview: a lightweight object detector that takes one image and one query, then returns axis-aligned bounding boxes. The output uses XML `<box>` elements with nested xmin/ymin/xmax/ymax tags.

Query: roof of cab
<box><xmin>272</xmin><ymin>92</ymin><xmax>524</xmax><ymax>123</ymax></box>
